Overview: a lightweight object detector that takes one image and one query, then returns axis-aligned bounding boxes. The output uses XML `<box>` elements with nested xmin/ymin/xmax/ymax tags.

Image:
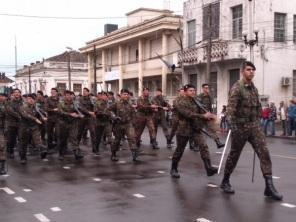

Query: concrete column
<box><xmin>101</xmin><ymin>49</ymin><xmax>106</xmax><ymax>91</ymax></box>
<box><xmin>87</xmin><ymin>53</ymin><xmax>92</xmax><ymax>90</ymax></box>
<box><xmin>118</xmin><ymin>45</ymin><xmax>123</xmax><ymax>91</ymax></box>
<box><xmin>138</xmin><ymin>39</ymin><xmax>144</xmax><ymax>96</ymax></box>
<box><xmin>161</xmin><ymin>32</ymin><xmax>168</xmax><ymax>95</ymax></box>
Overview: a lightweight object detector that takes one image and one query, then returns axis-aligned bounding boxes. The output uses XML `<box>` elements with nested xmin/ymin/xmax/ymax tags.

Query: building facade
<box><xmin>80</xmin><ymin>8</ymin><xmax>183</xmax><ymax>98</ymax></box>
<box><xmin>181</xmin><ymin>0</ymin><xmax>296</xmax><ymax>113</ymax></box>
<box><xmin>15</xmin><ymin>51</ymin><xmax>88</xmax><ymax>95</ymax></box>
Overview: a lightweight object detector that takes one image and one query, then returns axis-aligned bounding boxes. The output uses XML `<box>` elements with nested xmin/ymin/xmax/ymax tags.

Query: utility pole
<box><xmin>15</xmin><ymin>36</ymin><xmax>17</xmax><ymax>75</ymax></box>
<box><xmin>28</xmin><ymin>66</ymin><xmax>32</xmax><ymax>93</ymax></box>
<box><xmin>67</xmin><ymin>51</ymin><xmax>72</xmax><ymax>91</ymax></box>
<box><xmin>93</xmin><ymin>45</ymin><xmax>97</xmax><ymax>94</ymax></box>
<box><xmin>205</xmin><ymin>3</ymin><xmax>212</xmax><ymax>84</ymax></box>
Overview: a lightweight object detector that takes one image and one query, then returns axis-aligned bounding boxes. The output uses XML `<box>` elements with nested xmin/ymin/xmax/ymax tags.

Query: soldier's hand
<box><xmin>203</xmin><ymin>112</ymin><xmax>214</xmax><ymax>120</ymax></box>
<box><xmin>163</xmin><ymin>107</ymin><xmax>169</xmax><ymax>111</ymax></box>
<box><xmin>42</xmin><ymin>117</ymin><xmax>48</xmax><ymax>122</ymax></box>
<box><xmin>132</xmin><ymin>104</ymin><xmax>137</xmax><ymax>108</ymax></box>
<box><xmin>53</xmin><ymin>108</ymin><xmax>58</xmax><ymax>112</ymax></box>
<box><xmin>89</xmin><ymin>111</ymin><xmax>95</xmax><ymax>118</ymax></box>
<box><xmin>151</xmin><ymin>104</ymin><xmax>158</xmax><ymax>109</ymax></box>
<box><xmin>70</xmin><ymin>113</ymin><xmax>79</xmax><ymax>118</ymax></box>
<box><xmin>36</xmin><ymin>119</ymin><xmax>42</xmax><ymax>125</ymax></box>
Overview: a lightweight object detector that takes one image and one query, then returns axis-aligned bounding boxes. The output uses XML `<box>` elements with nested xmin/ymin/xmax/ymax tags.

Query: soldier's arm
<box><xmin>175</xmin><ymin>99</ymin><xmax>205</xmax><ymax>120</ymax></box>
<box><xmin>77</xmin><ymin>98</ymin><xmax>89</xmax><ymax>115</ymax></box>
<box><xmin>57</xmin><ymin>103</ymin><xmax>72</xmax><ymax>117</ymax></box>
<box><xmin>5</xmin><ymin>102</ymin><xmax>21</xmax><ymax>120</ymax></box>
<box><xmin>95</xmin><ymin>102</ymin><xmax>111</xmax><ymax>117</ymax></box>
<box><xmin>226</xmin><ymin>85</ymin><xmax>241</xmax><ymax>123</ymax></box>
<box><xmin>19</xmin><ymin>106</ymin><xmax>38</xmax><ymax>122</ymax></box>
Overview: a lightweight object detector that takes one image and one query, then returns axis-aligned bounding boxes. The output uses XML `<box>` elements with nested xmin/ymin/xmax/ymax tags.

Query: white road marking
<box><xmin>34</xmin><ymin>213</ymin><xmax>51</xmax><ymax>222</ymax></box>
<box><xmin>157</xmin><ymin>171</ymin><xmax>165</xmax><ymax>174</ymax></box>
<box><xmin>212</xmin><ymin>165</ymin><xmax>219</xmax><ymax>168</ymax></box>
<box><xmin>1</xmin><ymin>174</ymin><xmax>10</xmax><ymax>177</ymax></box>
<box><xmin>133</xmin><ymin>193</ymin><xmax>146</xmax><ymax>198</ymax></box>
<box><xmin>281</xmin><ymin>203</ymin><xmax>296</xmax><ymax>208</ymax></box>
<box><xmin>23</xmin><ymin>189</ymin><xmax>32</xmax><ymax>192</ymax></box>
<box><xmin>207</xmin><ymin>184</ymin><xmax>218</xmax><ymax>188</ymax></box>
<box><xmin>215</xmin><ymin>152</ymin><xmax>222</xmax><ymax>154</ymax></box>
<box><xmin>1</xmin><ymin>187</ymin><xmax>15</xmax><ymax>195</ymax></box>
<box><xmin>272</xmin><ymin>176</ymin><xmax>280</xmax><ymax>179</ymax></box>
<box><xmin>63</xmin><ymin>166</ymin><xmax>71</xmax><ymax>170</ymax></box>
<box><xmin>168</xmin><ymin>156</ymin><xmax>172</xmax><ymax>159</ymax></box>
<box><xmin>93</xmin><ymin>178</ymin><xmax>102</xmax><ymax>182</ymax></box>
<box><xmin>42</xmin><ymin>159</ymin><xmax>49</xmax><ymax>162</ymax></box>
<box><xmin>14</xmin><ymin>196</ymin><xmax>27</xmax><ymax>203</ymax></box>
<box><xmin>118</xmin><ymin>160</ymin><xmax>126</xmax><ymax>164</ymax></box>
<box><xmin>196</xmin><ymin>218</ymin><xmax>212</xmax><ymax>222</ymax></box>
<box><xmin>50</xmin><ymin>207</ymin><xmax>62</xmax><ymax>212</ymax></box>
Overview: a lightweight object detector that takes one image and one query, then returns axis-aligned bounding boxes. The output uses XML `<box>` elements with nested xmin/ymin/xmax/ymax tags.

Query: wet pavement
<box><xmin>0</xmin><ymin>130</ymin><xmax>296</xmax><ymax>222</ymax></box>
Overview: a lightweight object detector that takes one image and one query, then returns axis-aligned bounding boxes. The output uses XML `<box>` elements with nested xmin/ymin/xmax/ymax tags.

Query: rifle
<box><xmin>35</xmin><ymin>103</ymin><xmax>47</xmax><ymax>121</ymax></box>
<box><xmin>73</xmin><ymin>100</ymin><xmax>85</xmax><ymax>118</ymax></box>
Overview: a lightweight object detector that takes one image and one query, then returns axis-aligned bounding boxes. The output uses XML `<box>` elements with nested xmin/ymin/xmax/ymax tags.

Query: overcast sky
<box><xmin>0</xmin><ymin>0</ymin><xmax>184</xmax><ymax>77</ymax></box>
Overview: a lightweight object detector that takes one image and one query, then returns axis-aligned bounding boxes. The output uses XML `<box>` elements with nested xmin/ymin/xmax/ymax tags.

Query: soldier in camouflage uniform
<box><xmin>18</xmin><ymin>94</ymin><xmax>47</xmax><ymax>164</ymax></box>
<box><xmin>152</xmin><ymin>88</ymin><xmax>172</xmax><ymax>148</ymax></box>
<box><xmin>220</xmin><ymin>61</ymin><xmax>282</xmax><ymax>201</ymax></box>
<box><xmin>94</xmin><ymin>92</ymin><xmax>113</xmax><ymax>154</ymax></box>
<box><xmin>170</xmin><ymin>84</ymin><xmax>218</xmax><ymax>179</ymax></box>
<box><xmin>57</xmin><ymin>90</ymin><xmax>83</xmax><ymax>160</ymax></box>
<box><xmin>36</xmin><ymin>90</ymin><xmax>47</xmax><ymax>144</ymax></box>
<box><xmin>0</xmin><ymin>94</ymin><xmax>7</xmax><ymax>174</ymax></box>
<box><xmin>109</xmin><ymin>89</ymin><xmax>139</xmax><ymax>161</ymax></box>
<box><xmin>45</xmin><ymin>88</ymin><xmax>59</xmax><ymax>152</ymax></box>
<box><xmin>77</xmin><ymin>88</ymin><xmax>96</xmax><ymax>151</ymax></box>
<box><xmin>5</xmin><ymin>88</ymin><xmax>23</xmax><ymax>159</ymax></box>
<box><xmin>198</xmin><ymin>83</ymin><xmax>224</xmax><ymax>149</ymax></box>
<box><xmin>135</xmin><ymin>87</ymin><xmax>158</xmax><ymax>149</ymax></box>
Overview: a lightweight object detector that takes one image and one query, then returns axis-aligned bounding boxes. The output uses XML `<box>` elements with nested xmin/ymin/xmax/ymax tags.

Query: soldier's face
<box><xmin>185</xmin><ymin>88</ymin><xmax>196</xmax><ymax>97</ymax></box>
<box><xmin>0</xmin><ymin>96</ymin><xmax>6</xmax><ymax>102</ymax></box>
<box><xmin>242</xmin><ymin>66</ymin><xmax>255</xmax><ymax>81</ymax></box>
<box><xmin>27</xmin><ymin>97</ymin><xmax>34</xmax><ymax>105</ymax></box>
<box><xmin>65</xmin><ymin>93</ymin><xmax>72</xmax><ymax>101</ymax></box>
<box><xmin>179</xmin><ymin>89</ymin><xmax>185</xmax><ymax>96</ymax></box>
<box><xmin>156</xmin><ymin>91</ymin><xmax>162</xmax><ymax>96</ymax></box>
<box><xmin>83</xmin><ymin>89</ymin><xmax>89</xmax><ymax>96</ymax></box>
<box><xmin>13</xmin><ymin>90</ymin><xmax>21</xmax><ymax>99</ymax></box>
<box><xmin>102</xmin><ymin>94</ymin><xmax>108</xmax><ymax>100</ymax></box>
<box><xmin>202</xmin><ymin>86</ymin><xmax>209</xmax><ymax>94</ymax></box>
<box><xmin>143</xmin><ymin>90</ymin><xmax>149</xmax><ymax>96</ymax></box>
<box><xmin>51</xmin><ymin>90</ymin><xmax>57</xmax><ymax>97</ymax></box>
<box><xmin>121</xmin><ymin>92</ymin><xmax>129</xmax><ymax>101</ymax></box>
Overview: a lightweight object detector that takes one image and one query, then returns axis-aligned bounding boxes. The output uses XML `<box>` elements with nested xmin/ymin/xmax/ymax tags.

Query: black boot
<box><xmin>0</xmin><ymin>160</ymin><xmax>7</xmax><ymax>175</ymax></box>
<box><xmin>92</xmin><ymin>144</ymin><xmax>100</xmax><ymax>155</ymax></box>
<box><xmin>151</xmin><ymin>139</ymin><xmax>159</xmax><ymax>149</ymax></box>
<box><xmin>131</xmin><ymin>150</ymin><xmax>138</xmax><ymax>162</ymax></box>
<box><xmin>170</xmin><ymin>161</ymin><xmax>180</xmax><ymax>178</ymax></box>
<box><xmin>166</xmin><ymin>136</ymin><xmax>173</xmax><ymax>149</ymax></box>
<box><xmin>264</xmin><ymin>175</ymin><xmax>283</xmax><ymax>201</ymax></box>
<box><xmin>215</xmin><ymin>139</ymin><xmax>225</xmax><ymax>149</ymax></box>
<box><xmin>39</xmin><ymin>145</ymin><xmax>47</xmax><ymax>159</ymax></box>
<box><xmin>74</xmin><ymin>149</ymin><xmax>84</xmax><ymax>160</ymax></box>
<box><xmin>203</xmin><ymin>159</ymin><xmax>218</xmax><ymax>176</ymax></box>
<box><xmin>220</xmin><ymin>173</ymin><xmax>235</xmax><ymax>194</ymax></box>
<box><xmin>111</xmin><ymin>151</ymin><xmax>119</xmax><ymax>162</ymax></box>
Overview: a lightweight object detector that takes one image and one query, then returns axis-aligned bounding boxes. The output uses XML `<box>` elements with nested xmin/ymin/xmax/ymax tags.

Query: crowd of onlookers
<box><xmin>219</xmin><ymin>98</ymin><xmax>296</xmax><ymax>137</ymax></box>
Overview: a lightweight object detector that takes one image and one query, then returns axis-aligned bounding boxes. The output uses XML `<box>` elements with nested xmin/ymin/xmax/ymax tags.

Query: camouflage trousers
<box><xmin>0</xmin><ymin>128</ymin><xmax>6</xmax><ymax>161</ymax></box>
<box><xmin>153</xmin><ymin>113</ymin><xmax>169</xmax><ymax>138</ymax></box>
<box><xmin>168</xmin><ymin>115</ymin><xmax>179</xmax><ymax>141</ymax></box>
<box><xmin>18</xmin><ymin>125</ymin><xmax>46</xmax><ymax>158</ymax></box>
<box><xmin>6</xmin><ymin>125</ymin><xmax>19</xmax><ymax>155</ymax></box>
<box><xmin>47</xmin><ymin>119</ymin><xmax>58</xmax><ymax>148</ymax></box>
<box><xmin>111</xmin><ymin>123</ymin><xmax>137</xmax><ymax>152</ymax></box>
<box><xmin>135</xmin><ymin>114</ymin><xmax>156</xmax><ymax>143</ymax></box>
<box><xmin>57</xmin><ymin>120</ymin><xmax>79</xmax><ymax>156</ymax></box>
<box><xmin>172</xmin><ymin>131</ymin><xmax>211</xmax><ymax>163</ymax></box>
<box><xmin>77</xmin><ymin>117</ymin><xmax>96</xmax><ymax>147</ymax></box>
<box><xmin>95</xmin><ymin>123</ymin><xmax>113</xmax><ymax>150</ymax></box>
<box><xmin>204</xmin><ymin>120</ymin><xmax>219</xmax><ymax>141</ymax></box>
<box><xmin>224</xmin><ymin>124</ymin><xmax>272</xmax><ymax>176</ymax></box>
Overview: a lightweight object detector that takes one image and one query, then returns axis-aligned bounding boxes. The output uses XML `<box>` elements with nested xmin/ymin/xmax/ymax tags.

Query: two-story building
<box><xmin>80</xmin><ymin>8</ymin><xmax>183</xmax><ymax>98</ymax></box>
<box><xmin>181</xmin><ymin>0</ymin><xmax>296</xmax><ymax>112</ymax></box>
<box><xmin>15</xmin><ymin>51</ymin><xmax>88</xmax><ymax>95</ymax></box>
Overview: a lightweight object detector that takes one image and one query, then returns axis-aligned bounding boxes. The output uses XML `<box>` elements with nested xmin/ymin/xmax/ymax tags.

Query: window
<box><xmin>232</xmin><ymin>5</ymin><xmax>243</xmax><ymax>39</ymax></box>
<box><xmin>203</xmin><ymin>2</ymin><xmax>220</xmax><ymax>40</ymax></box>
<box><xmin>189</xmin><ymin>74</ymin><xmax>197</xmax><ymax>87</ymax></box>
<box><xmin>274</xmin><ymin>13</ymin><xmax>286</xmax><ymax>42</ymax></box>
<box><xmin>293</xmin><ymin>70</ymin><xmax>296</xmax><ymax>97</ymax></box>
<box><xmin>294</xmin><ymin>15</ymin><xmax>296</xmax><ymax>43</ymax></box>
<box><xmin>73</xmin><ymin>83</ymin><xmax>82</xmax><ymax>94</ymax></box>
<box><xmin>229</xmin><ymin>69</ymin><xmax>240</xmax><ymax>89</ymax></box>
<box><xmin>187</xmin><ymin>20</ymin><xmax>196</xmax><ymax>48</ymax></box>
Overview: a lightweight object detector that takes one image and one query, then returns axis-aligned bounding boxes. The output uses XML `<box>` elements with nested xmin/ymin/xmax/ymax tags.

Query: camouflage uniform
<box><xmin>94</xmin><ymin>99</ymin><xmax>113</xmax><ymax>153</ymax></box>
<box><xmin>77</xmin><ymin>96</ymin><xmax>96</xmax><ymax>149</ymax></box>
<box><xmin>168</xmin><ymin>96</ymin><xmax>181</xmax><ymax>142</ymax></box>
<box><xmin>134</xmin><ymin>95</ymin><xmax>157</xmax><ymax>147</ymax></box>
<box><xmin>36</xmin><ymin>97</ymin><xmax>47</xmax><ymax>143</ymax></box>
<box><xmin>152</xmin><ymin>95</ymin><xmax>170</xmax><ymax>138</ymax></box>
<box><xmin>0</xmin><ymin>101</ymin><xmax>6</xmax><ymax>161</ymax></box>
<box><xmin>109</xmin><ymin>99</ymin><xmax>138</xmax><ymax>160</ymax></box>
<box><xmin>18</xmin><ymin>103</ymin><xmax>47</xmax><ymax>161</ymax></box>
<box><xmin>45</xmin><ymin>96</ymin><xmax>59</xmax><ymax>149</ymax></box>
<box><xmin>5</xmin><ymin>98</ymin><xmax>22</xmax><ymax>157</ymax></box>
<box><xmin>224</xmin><ymin>80</ymin><xmax>272</xmax><ymax>176</ymax></box>
<box><xmin>57</xmin><ymin>100</ymin><xmax>83</xmax><ymax>159</ymax></box>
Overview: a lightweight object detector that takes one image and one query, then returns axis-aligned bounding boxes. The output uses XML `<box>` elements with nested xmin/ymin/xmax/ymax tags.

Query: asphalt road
<box><xmin>0</xmin><ymin>130</ymin><xmax>296</xmax><ymax>222</ymax></box>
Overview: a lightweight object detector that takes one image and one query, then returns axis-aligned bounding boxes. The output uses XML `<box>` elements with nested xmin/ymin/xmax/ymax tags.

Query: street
<box><xmin>1</xmin><ymin>130</ymin><xmax>296</xmax><ymax>222</ymax></box>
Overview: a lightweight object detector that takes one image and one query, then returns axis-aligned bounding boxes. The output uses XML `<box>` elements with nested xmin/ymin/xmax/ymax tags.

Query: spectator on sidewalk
<box><xmin>219</xmin><ymin>105</ymin><xmax>227</xmax><ymax>133</ymax></box>
<box><xmin>261</xmin><ymin>104</ymin><xmax>270</xmax><ymax>135</ymax></box>
<box><xmin>267</xmin><ymin>102</ymin><xmax>277</xmax><ymax>136</ymax></box>
<box><xmin>287</xmin><ymin>99</ymin><xmax>296</xmax><ymax>136</ymax></box>
<box><xmin>278</xmin><ymin>101</ymin><xmax>287</xmax><ymax>136</ymax></box>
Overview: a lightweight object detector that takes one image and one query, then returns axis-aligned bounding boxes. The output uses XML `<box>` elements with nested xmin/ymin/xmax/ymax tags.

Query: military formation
<box><xmin>0</xmin><ymin>61</ymin><xmax>283</xmax><ymax>201</ymax></box>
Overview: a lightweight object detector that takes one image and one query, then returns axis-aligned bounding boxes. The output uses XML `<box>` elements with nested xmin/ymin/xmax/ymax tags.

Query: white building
<box><xmin>181</xmin><ymin>0</ymin><xmax>296</xmax><ymax>113</ymax></box>
<box><xmin>15</xmin><ymin>51</ymin><xmax>88</xmax><ymax>95</ymax></box>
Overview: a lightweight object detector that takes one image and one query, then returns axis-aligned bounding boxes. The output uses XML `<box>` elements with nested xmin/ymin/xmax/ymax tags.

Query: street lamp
<box><xmin>66</xmin><ymin>47</ymin><xmax>74</xmax><ymax>90</ymax></box>
<box><xmin>243</xmin><ymin>30</ymin><xmax>259</xmax><ymax>62</ymax></box>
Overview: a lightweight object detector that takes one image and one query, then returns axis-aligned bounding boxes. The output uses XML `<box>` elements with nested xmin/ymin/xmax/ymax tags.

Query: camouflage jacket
<box><xmin>198</xmin><ymin>93</ymin><xmax>213</xmax><ymax>112</ymax></box>
<box><xmin>227</xmin><ymin>80</ymin><xmax>261</xmax><ymax>125</ymax></box>
<box><xmin>95</xmin><ymin>99</ymin><xmax>111</xmax><ymax>125</ymax></box>
<box><xmin>57</xmin><ymin>100</ymin><xmax>78</xmax><ymax>123</ymax></box>
<box><xmin>5</xmin><ymin>98</ymin><xmax>22</xmax><ymax>127</ymax></box>
<box><xmin>152</xmin><ymin>95</ymin><xmax>170</xmax><ymax>116</ymax></box>
<box><xmin>45</xmin><ymin>96</ymin><xmax>59</xmax><ymax>119</ymax></box>
<box><xmin>137</xmin><ymin>95</ymin><xmax>155</xmax><ymax>116</ymax></box>
<box><xmin>175</xmin><ymin>96</ymin><xmax>206</xmax><ymax>136</ymax></box>
<box><xmin>109</xmin><ymin>99</ymin><xmax>135</xmax><ymax>124</ymax></box>
<box><xmin>0</xmin><ymin>101</ymin><xmax>6</xmax><ymax>129</ymax></box>
<box><xmin>78</xmin><ymin>96</ymin><xmax>95</xmax><ymax>116</ymax></box>
<box><xmin>19</xmin><ymin>103</ymin><xmax>39</xmax><ymax>127</ymax></box>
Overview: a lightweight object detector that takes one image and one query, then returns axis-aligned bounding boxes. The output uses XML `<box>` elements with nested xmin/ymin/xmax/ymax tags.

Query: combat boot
<box><xmin>202</xmin><ymin>159</ymin><xmax>217</xmax><ymax>176</ymax></box>
<box><xmin>74</xmin><ymin>149</ymin><xmax>84</xmax><ymax>160</ymax></box>
<box><xmin>166</xmin><ymin>136</ymin><xmax>173</xmax><ymax>149</ymax></box>
<box><xmin>39</xmin><ymin>145</ymin><xmax>47</xmax><ymax>159</ymax></box>
<box><xmin>111</xmin><ymin>151</ymin><xmax>119</xmax><ymax>162</ymax></box>
<box><xmin>170</xmin><ymin>161</ymin><xmax>180</xmax><ymax>178</ymax></box>
<box><xmin>264</xmin><ymin>175</ymin><xmax>283</xmax><ymax>201</ymax></box>
<box><xmin>92</xmin><ymin>144</ymin><xmax>100</xmax><ymax>155</ymax></box>
<box><xmin>215</xmin><ymin>139</ymin><xmax>225</xmax><ymax>149</ymax></box>
<box><xmin>131</xmin><ymin>150</ymin><xmax>139</xmax><ymax>162</ymax></box>
<box><xmin>151</xmin><ymin>139</ymin><xmax>159</xmax><ymax>149</ymax></box>
<box><xmin>220</xmin><ymin>173</ymin><xmax>235</xmax><ymax>194</ymax></box>
<box><xmin>0</xmin><ymin>160</ymin><xmax>7</xmax><ymax>175</ymax></box>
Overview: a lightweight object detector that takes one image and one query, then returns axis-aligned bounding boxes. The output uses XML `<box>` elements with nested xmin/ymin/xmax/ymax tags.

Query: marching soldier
<box><xmin>152</xmin><ymin>88</ymin><xmax>172</xmax><ymax>148</ymax></box>
<box><xmin>18</xmin><ymin>94</ymin><xmax>47</xmax><ymax>164</ymax></box>
<box><xmin>5</xmin><ymin>88</ymin><xmax>22</xmax><ymax>159</ymax></box>
<box><xmin>170</xmin><ymin>84</ymin><xmax>218</xmax><ymax>178</ymax></box>
<box><xmin>109</xmin><ymin>89</ymin><xmax>139</xmax><ymax>161</ymax></box>
<box><xmin>220</xmin><ymin>61</ymin><xmax>283</xmax><ymax>201</ymax></box>
<box><xmin>77</xmin><ymin>88</ymin><xmax>96</xmax><ymax>151</ymax></box>
<box><xmin>57</xmin><ymin>90</ymin><xmax>83</xmax><ymax>160</ymax></box>
<box><xmin>0</xmin><ymin>93</ymin><xmax>7</xmax><ymax>174</ymax></box>
<box><xmin>198</xmin><ymin>83</ymin><xmax>224</xmax><ymax>148</ymax></box>
<box><xmin>36</xmin><ymin>90</ymin><xmax>47</xmax><ymax>144</ymax></box>
<box><xmin>45</xmin><ymin>88</ymin><xmax>59</xmax><ymax>152</ymax></box>
<box><xmin>135</xmin><ymin>87</ymin><xmax>158</xmax><ymax>149</ymax></box>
